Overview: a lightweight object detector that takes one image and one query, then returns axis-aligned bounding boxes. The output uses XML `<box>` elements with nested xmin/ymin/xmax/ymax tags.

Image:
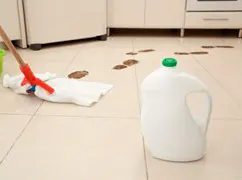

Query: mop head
<box><xmin>3</xmin><ymin>73</ymin><xmax>113</xmax><ymax>107</ymax></box>
<box><xmin>3</xmin><ymin>72</ymin><xmax>56</xmax><ymax>94</ymax></box>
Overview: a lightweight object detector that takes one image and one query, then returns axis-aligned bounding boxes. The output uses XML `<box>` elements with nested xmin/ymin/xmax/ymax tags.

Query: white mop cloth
<box><xmin>35</xmin><ymin>78</ymin><xmax>113</xmax><ymax>106</ymax></box>
<box><xmin>3</xmin><ymin>74</ymin><xmax>113</xmax><ymax>107</ymax></box>
<box><xmin>3</xmin><ymin>73</ymin><xmax>56</xmax><ymax>94</ymax></box>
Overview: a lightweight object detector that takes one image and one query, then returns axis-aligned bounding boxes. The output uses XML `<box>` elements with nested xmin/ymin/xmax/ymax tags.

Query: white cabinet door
<box><xmin>0</xmin><ymin>0</ymin><xmax>21</xmax><ymax>40</ymax></box>
<box><xmin>108</xmin><ymin>0</ymin><xmax>145</xmax><ymax>28</ymax></box>
<box><xmin>24</xmin><ymin>0</ymin><xmax>107</xmax><ymax>44</ymax></box>
<box><xmin>145</xmin><ymin>0</ymin><xmax>186</xmax><ymax>28</ymax></box>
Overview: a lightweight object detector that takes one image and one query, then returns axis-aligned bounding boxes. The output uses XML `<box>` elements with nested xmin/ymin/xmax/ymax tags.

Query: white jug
<box><xmin>141</xmin><ymin>58</ymin><xmax>212</xmax><ymax>162</ymax></box>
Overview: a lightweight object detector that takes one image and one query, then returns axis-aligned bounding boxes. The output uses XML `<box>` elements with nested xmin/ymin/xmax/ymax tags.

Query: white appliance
<box><xmin>141</xmin><ymin>58</ymin><xmax>212</xmax><ymax>162</ymax></box>
<box><xmin>187</xmin><ymin>0</ymin><xmax>242</xmax><ymax>11</ymax></box>
<box><xmin>23</xmin><ymin>0</ymin><xmax>107</xmax><ymax>50</ymax></box>
<box><xmin>0</xmin><ymin>0</ymin><xmax>27</xmax><ymax>48</ymax></box>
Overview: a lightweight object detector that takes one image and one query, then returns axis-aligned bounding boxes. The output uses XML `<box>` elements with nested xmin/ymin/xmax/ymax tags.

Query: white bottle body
<box><xmin>141</xmin><ymin>67</ymin><xmax>212</xmax><ymax>162</ymax></box>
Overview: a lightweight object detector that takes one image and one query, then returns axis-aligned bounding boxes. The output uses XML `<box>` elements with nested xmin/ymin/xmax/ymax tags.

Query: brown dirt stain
<box><xmin>68</xmin><ymin>71</ymin><xmax>89</xmax><ymax>79</ymax></box>
<box><xmin>174</xmin><ymin>52</ymin><xmax>189</xmax><ymax>55</ymax></box>
<box><xmin>216</xmin><ymin>46</ymin><xmax>234</xmax><ymax>48</ymax></box>
<box><xmin>202</xmin><ymin>46</ymin><xmax>215</xmax><ymax>49</ymax></box>
<box><xmin>126</xmin><ymin>52</ymin><xmax>138</xmax><ymax>55</ymax></box>
<box><xmin>113</xmin><ymin>65</ymin><xmax>128</xmax><ymax>70</ymax></box>
<box><xmin>190</xmin><ymin>51</ymin><xmax>209</xmax><ymax>55</ymax></box>
<box><xmin>138</xmin><ymin>49</ymin><xmax>155</xmax><ymax>53</ymax></box>
<box><xmin>123</xmin><ymin>59</ymin><xmax>139</xmax><ymax>66</ymax></box>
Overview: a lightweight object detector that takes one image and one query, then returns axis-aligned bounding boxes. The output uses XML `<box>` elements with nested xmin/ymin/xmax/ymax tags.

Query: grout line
<box><xmin>142</xmin><ymin>136</ymin><xmax>150</xmax><ymax>180</ymax></box>
<box><xmin>0</xmin><ymin>42</ymin><xmax>84</xmax><ymax>165</ymax></box>
<box><xmin>62</xmin><ymin>44</ymin><xmax>86</xmax><ymax>75</ymax></box>
<box><xmin>181</xmin><ymin>44</ymin><xmax>241</xmax><ymax>107</ymax></box>
<box><xmin>210</xmin><ymin>118</ymin><xmax>242</xmax><ymax>121</ymax></box>
<box><xmin>193</xmin><ymin>55</ymin><xmax>241</xmax><ymax>107</ymax></box>
<box><xmin>0</xmin><ymin>113</ymin><xmax>34</xmax><ymax>116</ymax></box>
<box><xmin>1</xmin><ymin>112</ymin><xmax>242</xmax><ymax>121</ymax></box>
<box><xmin>34</xmin><ymin>44</ymin><xmax>86</xmax><ymax>114</ymax></box>
<box><xmin>132</xmin><ymin>39</ymin><xmax>150</xmax><ymax>180</ymax></box>
<box><xmin>135</xmin><ymin>70</ymin><xmax>150</xmax><ymax>180</ymax></box>
<box><xmin>32</xmin><ymin>113</ymin><xmax>140</xmax><ymax>119</ymax></box>
<box><xmin>0</xmin><ymin>101</ymin><xmax>44</xmax><ymax>166</ymax></box>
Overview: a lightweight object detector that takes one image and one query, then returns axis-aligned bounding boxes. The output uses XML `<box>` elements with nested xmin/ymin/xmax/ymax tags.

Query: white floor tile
<box><xmin>0</xmin><ymin>115</ymin><xmax>146</xmax><ymax>180</ymax></box>
<box><xmin>145</xmin><ymin>119</ymin><xmax>242</xmax><ymax>180</ymax></box>
<box><xmin>1</xmin><ymin>35</ymin><xmax>242</xmax><ymax>180</ymax></box>
<box><xmin>37</xmin><ymin>37</ymin><xmax>140</xmax><ymax>118</ymax></box>
<box><xmin>0</xmin><ymin>115</ymin><xmax>31</xmax><ymax>162</ymax></box>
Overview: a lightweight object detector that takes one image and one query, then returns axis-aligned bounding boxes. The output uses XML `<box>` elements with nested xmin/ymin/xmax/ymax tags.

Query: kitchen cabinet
<box><xmin>185</xmin><ymin>12</ymin><xmax>242</xmax><ymax>29</ymax></box>
<box><xmin>0</xmin><ymin>0</ymin><xmax>27</xmax><ymax>48</ymax></box>
<box><xmin>108</xmin><ymin>0</ymin><xmax>186</xmax><ymax>29</ymax></box>
<box><xmin>24</xmin><ymin>0</ymin><xmax>107</xmax><ymax>50</ymax></box>
<box><xmin>185</xmin><ymin>12</ymin><xmax>242</xmax><ymax>38</ymax></box>
<box><xmin>145</xmin><ymin>0</ymin><xmax>186</xmax><ymax>28</ymax></box>
<box><xmin>108</xmin><ymin>0</ymin><xmax>145</xmax><ymax>28</ymax></box>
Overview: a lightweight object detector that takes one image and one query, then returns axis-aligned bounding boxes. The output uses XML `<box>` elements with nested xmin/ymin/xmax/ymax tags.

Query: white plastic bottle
<box><xmin>141</xmin><ymin>58</ymin><xmax>212</xmax><ymax>162</ymax></box>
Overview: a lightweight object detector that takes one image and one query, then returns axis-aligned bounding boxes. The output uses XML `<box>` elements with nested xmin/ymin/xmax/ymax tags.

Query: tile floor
<box><xmin>1</xmin><ymin>34</ymin><xmax>242</xmax><ymax>180</ymax></box>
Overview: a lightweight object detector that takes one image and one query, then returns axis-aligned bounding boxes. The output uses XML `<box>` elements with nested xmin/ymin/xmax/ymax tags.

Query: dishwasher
<box><xmin>23</xmin><ymin>0</ymin><xmax>107</xmax><ymax>50</ymax></box>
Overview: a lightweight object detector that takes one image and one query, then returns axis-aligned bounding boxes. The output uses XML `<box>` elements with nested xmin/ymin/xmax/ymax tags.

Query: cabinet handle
<box><xmin>203</xmin><ymin>18</ymin><xmax>229</xmax><ymax>21</ymax></box>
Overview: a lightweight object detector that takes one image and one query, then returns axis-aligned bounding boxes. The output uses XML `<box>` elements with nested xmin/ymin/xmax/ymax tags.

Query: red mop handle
<box><xmin>21</xmin><ymin>64</ymin><xmax>55</xmax><ymax>94</ymax></box>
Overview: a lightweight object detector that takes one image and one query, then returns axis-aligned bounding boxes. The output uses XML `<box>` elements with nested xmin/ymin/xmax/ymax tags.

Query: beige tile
<box><xmin>220</xmin><ymin>37</ymin><xmax>242</xmax><ymax>47</ymax></box>
<box><xmin>179</xmin><ymin>37</ymin><xmax>225</xmax><ymax>47</ymax></box>
<box><xmin>179</xmin><ymin>37</ymin><xmax>242</xmax><ymax>105</ymax></box>
<box><xmin>0</xmin><ymin>86</ymin><xmax>42</xmax><ymax>114</ymax></box>
<box><xmin>0</xmin><ymin>116</ymin><xmax>146</xmax><ymax>180</ymax></box>
<box><xmin>134</xmin><ymin>37</ymin><xmax>242</xmax><ymax>119</ymax></box>
<box><xmin>191</xmin><ymin>47</ymin><xmax>242</xmax><ymax>106</ymax></box>
<box><xmin>37</xmin><ymin>38</ymin><xmax>140</xmax><ymax>118</ymax></box>
<box><xmin>2</xmin><ymin>41</ymin><xmax>85</xmax><ymax>76</ymax></box>
<box><xmin>0</xmin><ymin>115</ymin><xmax>31</xmax><ymax>162</ymax></box>
<box><xmin>145</xmin><ymin>119</ymin><xmax>242</xmax><ymax>180</ymax></box>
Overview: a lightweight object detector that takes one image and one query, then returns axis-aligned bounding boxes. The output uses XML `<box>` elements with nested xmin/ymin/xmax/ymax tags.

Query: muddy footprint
<box><xmin>174</xmin><ymin>52</ymin><xmax>189</xmax><ymax>55</ymax></box>
<box><xmin>68</xmin><ymin>71</ymin><xmax>89</xmax><ymax>79</ymax></box>
<box><xmin>113</xmin><ymin>65</ymin><xmax>128</xmax><ymax>70</ymax></box>
<box><xmin>126</xmin><ymin>52</ymin><xmax>138</xmax><ymax>55</ymax></box>
<box><xmin>123</xmin><ymin>59</ymin><xmax>139</xmax><ymax>66</ymax></box>
<box><xmin>216</xmin><ymin>45</ymin><xmax>234</xmax><ymax>48</ymax></box>
<box><xmin>202</xmin><ymin>46</ymin><xmax>215</xmax><ymax>49</ymax></box>
<box><xmin>138</xmin><ymin>49</ymin><xmax>155</xmax><ymax>53</ymax></box>
<box><xmin>190</xmin><ymin>51</ymin><xmax>209</xmax><ymax>55</ymax></box>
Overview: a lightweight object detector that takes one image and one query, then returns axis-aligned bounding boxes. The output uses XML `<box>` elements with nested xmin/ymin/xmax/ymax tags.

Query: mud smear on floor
<box><xmin>190</xmin><ymin>51</ymin><xmax>209</xmax><ymax>55</ymax></box>
<box><xmin>202</xmin><ymin>45</ymin><xmax>234</xmax><ymax>49</ymax></box>
<box><xmin>68</xmin><ymin>71</ymin><xmax>89</xmax><ymax>79</ymax></box>
<box><xmin>113</xmin><ymin>65</ymin><xmax>128</xmax><ymax>70</ymax></box>
<box><xmin>201</xmin><ymin>46</ymin><xmax>215</xmax><ymax>49</ymax></box>
<box><xmin>216</xmin><ymin>45</ymin><xmax>234</xmax><ymax>48</ymax></box>
<box><xmin>138</xmin><ymin>49</ymin><xmax>155</xmax><ymax>53</ymax></box>
<box><xmin>123</xmin><ymin>59</ymin><xmax>139</xmax><ymax>66</ymax></box>
<box><xmin>126</xmin><ymin>52</ymin><xmax>138</xmax><ymax>55</ymax></box>
<box><xmin>174</xmin><ymin>52</ymin><xmax>189</xmax><ymax>55</ymax></box>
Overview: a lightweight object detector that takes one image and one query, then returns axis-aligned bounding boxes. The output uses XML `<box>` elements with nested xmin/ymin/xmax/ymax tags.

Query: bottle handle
<box><xmin>186</xmin><ymin>89</ymin><xmax>212</xmax><ymax>134</ymax></box>
<box><xmin>178</xmin><ymin>73</ymin><xmax>212</xmax><ymax>134</ymax></box>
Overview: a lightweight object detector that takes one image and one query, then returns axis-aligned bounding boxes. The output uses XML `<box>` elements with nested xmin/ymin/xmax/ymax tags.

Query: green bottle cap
<box><xmin>162</xmin><ymin>58</ymin><xmax>177</xmax><ymax>67</ymax></box>
<box><xmin>0</xmin><ymin>49</ymin><xmax>6</xmax><ymax>57</ymax></box>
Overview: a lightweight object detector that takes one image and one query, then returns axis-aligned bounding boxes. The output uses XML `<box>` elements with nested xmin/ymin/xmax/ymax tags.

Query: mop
<box><xmin>0</xmin><ymin>25</ymin><xmax>55</xmax><ymax>94</ymax></box>
<box><xmin>0</xmin><ymin>25</ymin><xmax>113</xmax><ymax>106</ymax></box>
